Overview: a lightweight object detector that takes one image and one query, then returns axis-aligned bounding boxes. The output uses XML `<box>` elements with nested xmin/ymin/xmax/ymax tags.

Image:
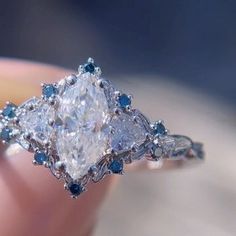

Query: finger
<box><xmin>0</xmin><ymin>59</ymin><xmax>114</xmax><ymax>236</ymax></box>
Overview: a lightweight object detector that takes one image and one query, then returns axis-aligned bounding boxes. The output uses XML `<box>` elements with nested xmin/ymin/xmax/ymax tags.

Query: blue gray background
<box><xmin>0</xmin><ymin>0</ymin><xmax>235</xmax><ymax>107</ymax></box>
<box><xmin>1</xmin><ymin>1</ymin><xmax>236</xmax><ymax>235</ymax></box>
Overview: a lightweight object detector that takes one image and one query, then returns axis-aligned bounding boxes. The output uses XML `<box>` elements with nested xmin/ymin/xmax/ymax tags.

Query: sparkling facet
<box><xmin>18</xmin><ymin>98</ymin><xmax>54</xmax><ymax>145</ymax></box>
<box><xmin>56</xmin><ymin>74</ymin><xmax>110</xmax><ymax>180</ymax></box>
<box><xmin>109</xmin><ymin>113</ymin><xmax>147</xmax><ymax>152</ymax></box>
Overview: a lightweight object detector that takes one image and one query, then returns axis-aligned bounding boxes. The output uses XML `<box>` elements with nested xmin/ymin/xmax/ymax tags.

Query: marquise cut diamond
<box><xmin>55</xmin><ymin>73</ymin><xmax>110</xmax><ymax>180</ymax></box>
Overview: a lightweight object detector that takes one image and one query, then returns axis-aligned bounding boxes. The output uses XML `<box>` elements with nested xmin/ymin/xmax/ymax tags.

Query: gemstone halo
<box><xmin>0</xmin><ymin>58</ymin><xmax>204</xmax><ymax>198</ymax></box>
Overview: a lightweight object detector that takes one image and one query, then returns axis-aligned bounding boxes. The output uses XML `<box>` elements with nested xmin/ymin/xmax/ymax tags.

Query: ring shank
<box><xmin>127</xmin><ymin>141</ymin><xmax>204</xmax><ymax>172</ymax></box>
<box><xmin>2</xmin><ymin>140</ymin><xmax>204</xmax><ymax>173</ymax></box>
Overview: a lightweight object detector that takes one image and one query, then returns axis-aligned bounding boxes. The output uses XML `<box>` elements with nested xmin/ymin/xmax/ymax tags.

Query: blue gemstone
<box><xmin>108</xmin><ymin>160</ymin><xmax>123</xmax><ymax>174</ymax></box>
<box><xmin>34</xmin><ymin>152</ymin><xmax>49</xmax><ymax>165</ymax></box>
<box><xmin>42</xmin><ymin>84</ymin><xmax>57</xmax><ymax>99</ymax></box>
<box><xmin>2</xmin><ymin>104</ymin><xmax>17</xmax><ymax>118</ymax></box>
<box><xmin>0</xmin><ymin>128</ymin><xmax>12</xmax><ymax>142</ymax></box>
<box><xmin>68</xmin><ymin>183</ymin><xmax>83</xmax><ymax>196</ymax></box>
<box><xmin>154</xmin><ymin>123</ymin><xmax>166</xmax><ymax>135</ymax></box>
<box><xmin>118</xmin><ymin>94</ymin><xmax>131</xmax><ymax>108</ymax></box>
<box><xmin>84</xmin><ymin>63</ymin><xmax>96</xmax><ymax>73</ymax></box>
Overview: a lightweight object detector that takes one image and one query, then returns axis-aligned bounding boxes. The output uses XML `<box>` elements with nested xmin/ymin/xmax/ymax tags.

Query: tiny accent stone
<box><xmin>153</xmin><ymin>146</ymin><xmax>163</xmax><ymax>158</ymax></box>
<box><xmin>118</xmin><ymin>94</ymin><xmax>131</xmax><ymax>108</ymax></box>
<box><xmin>34</xmin><ymin>152</ymin><xmax>49</xmax><ymax>165</ymax></box>
<box><xmin>0</xmin><ymin>127</ymin><xmax>12</xmax><ymax>142</ymax></box>
<box><xmin>68</xmin><ymin>183</ymin><xmax>83</xmax><ymax>196</ymax></box>
<box><xmin>108</xmin><ymin>159</ymin><xmax>123</xmax><ymax>174</ymax></box>
<box><xmin>18</xmin><ymin>99</ymin><xmax>54</xmax><ymax>145</ymax></box>
<box><xmin>2</xmin><ymin>104</ymin><xmax>17</xmax><ymax>118</ymax></box>
<box><xmin>154</xmin><ymin>123</ymin><xmax>166</xmax><ymax>136</ymax></box>
<box><xmin>42</xmin><ymin>84</ymin><xmax>58</xmax><ymax>99</ymax></box>
<box><xmin>84</xmin><ymin>63</ymin><xmax>96</xmax><ymax>73</ymax></box>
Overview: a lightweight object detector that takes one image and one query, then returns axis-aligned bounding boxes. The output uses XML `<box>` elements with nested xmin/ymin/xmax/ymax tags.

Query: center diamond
<box><xmin>56</xmin><ymin>74</ymin><xmax>110</xmax><ymax>180</ymax></box>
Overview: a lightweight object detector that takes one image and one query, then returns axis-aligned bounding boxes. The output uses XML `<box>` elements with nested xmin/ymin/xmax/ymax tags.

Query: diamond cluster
<box><xmin>0</xmin><ymin>58</ymin><xmax>202</xmax><ymax>198</ymax></box>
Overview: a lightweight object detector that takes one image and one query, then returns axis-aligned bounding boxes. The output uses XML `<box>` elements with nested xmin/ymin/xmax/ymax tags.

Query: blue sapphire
<box><xmin>0</xmin><ymin>128</ymin><xmax>12</xmax><ymax>142</ymax></box>
<box><xmin>84</xmin><ymin>63</ymin><xmax>96</xmax><ymax>73</ymax></box>
<box><xmin>68</xmin><ymin>183</ymin><xmax>83</xmax><ymax>196</ymax></box>
<box><xmin>154</xmin><ymin>123</ymin><xmax>166</xmax><ymax>136</ymax></box>
<box><xmin>42</xmin><ymin>84</ymin><xmax>57</xmax><ymax>99</ymax></box>
<box><xmin>118</xmin><ymin>94</ymin><xmax>131</xmax><ymax>108</ymax></box>
<box><xmin>34</xmin><ymin>152</ymin><xmax>49</xmax><ymax>165</ymax></box>
<box><xmin>108</xmin><ymin>160</ymin><xmax>123</xmax><ymax>174</ymax></box>
<box><xmin>2</xmin><ymin>104</ymin><xmax>17</xmax><ymax>118</ymax></box>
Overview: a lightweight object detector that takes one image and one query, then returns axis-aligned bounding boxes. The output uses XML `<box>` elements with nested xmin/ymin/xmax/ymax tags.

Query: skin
<box><xmin>0</xmin><ymin>59</ymin><xmax>115</xmax><ymax>236</ymax></box>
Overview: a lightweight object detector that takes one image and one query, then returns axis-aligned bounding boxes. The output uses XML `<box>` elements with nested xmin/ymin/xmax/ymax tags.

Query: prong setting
<box><xmin>0</xmin><ymin>58</ymin><xmax>204</xmax><ymax>199</ymax></box>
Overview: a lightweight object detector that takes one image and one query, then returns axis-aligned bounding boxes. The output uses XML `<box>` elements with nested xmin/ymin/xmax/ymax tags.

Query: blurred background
<box><xmin>0</xmin><ymin>1</ymin><xmax>236</xmax><ymax>235</ymax></box>
<box><xmin>0</xmin><ymin>0</ymin><xmax>236</xmax><ymax>107</ymax></box>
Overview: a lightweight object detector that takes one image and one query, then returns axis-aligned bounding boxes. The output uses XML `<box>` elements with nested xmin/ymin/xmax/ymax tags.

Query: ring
<box><xmin>0</xmin><ymin>58</ymin><xmax>204</xmax><ymax>198</ymax></box>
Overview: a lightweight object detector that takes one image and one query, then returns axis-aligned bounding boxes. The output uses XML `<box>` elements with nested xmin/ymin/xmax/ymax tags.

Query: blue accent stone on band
<box><xmin>84</xmin><ymin>63</ymin><xmax>96</xmax><ymax>73</ymax></box>
<box><xmin>0</xmin><ymin>128</ymin><xmax>12</xmax><ymax>142</ymax></box>
<box><xmin>108</xmin><ymin>160</ymin><xmax>123</xmax><ymax>174</ymax></box>
<box><xmin>2</xmin><ymin>104</ymin><xmax>17</xmax><ymax>118</ymax></box>
<box><xmin>154</xmin><ymin>123</ymin><xmax>166</xmax><ymax>136</ymax></box>
<box><xmin>34</xmin><ymin>152</ymin><xmax>49</xmax><ymax>165</ymax></box>
<box><xmin>42</xmin><ymin>84</ymin><xmax>58</xmax><ymax>99</ymax></box>
<box><xmin>118</xmin><ymin>94</ymin><xmax>131</xmax><ymax>108</ymax></box>
<box><xmin>68</xmin><ymin>183</ymin><xmax>83</xmax><ymax>196</ymax></box>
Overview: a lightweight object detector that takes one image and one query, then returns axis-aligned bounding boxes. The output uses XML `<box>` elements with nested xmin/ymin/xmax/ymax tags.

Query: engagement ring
<box><xmin>0</xmin><ymin>58</ymin><xmax>204</xmax><ymax>198</ymax></box>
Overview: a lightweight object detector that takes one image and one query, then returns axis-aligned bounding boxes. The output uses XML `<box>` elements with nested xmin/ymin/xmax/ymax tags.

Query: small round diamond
<box><xmin>84</xmin><ymin>63</ymin><xmax>96</xmax><ymax>73</ymax></box>
<box><xmin>0</xmin><ymin>127</ymin><xmax>12</xmax><ymax>142</ymax></box>
<box><xmin>154</xmin><ymin>123</ymin><xmax>166</xmax><ymax>136</ymax></box>
<box><xmin>118</xmin><ymin>94</ymin><xmax>131</xmax><ymax>108</ymax></box>
<box><xmin>2</xmin><ymin>104</ymin><xmax>17</xmax><ymax>118</ymax></box>
<box><xmin>108</xmin><ymin>160</ymin><xmax>123</xmax><ymax>174</ymax></box>
<box><xmin>43</xmin><ymin>84</ymin><xmax>58</xmax><ymax>99</ymax></box>
<box><xmin>152</xmin><ymin>145</ymin><xmax>163</xmax><ymax>159</ymax></box>
<box><xmin>34</xmin><ymin>152</ymin><xmax>49</xmax><ymax>165</ymax></box>
<box><xmin>68</xmin><ymin>183</ymin><xmax>83</xmax><ymax>196</ymax></box>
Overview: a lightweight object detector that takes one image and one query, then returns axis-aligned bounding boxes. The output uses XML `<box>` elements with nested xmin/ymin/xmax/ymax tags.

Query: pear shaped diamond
<box><xmin>109</xmin><ymin>112</ymin><xmax>147</xmax><ymax>152</ymax></box>
<box><xmin>18</xmin><ymin>98</ymin><xmax>54</xmax><ymax>146</ymax></box>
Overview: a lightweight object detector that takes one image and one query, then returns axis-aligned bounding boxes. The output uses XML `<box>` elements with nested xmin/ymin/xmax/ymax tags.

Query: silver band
<box><xmin>0</xmin><ymin>58</ymin><xmax>204</xmax><ymax>198</ymax></box>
